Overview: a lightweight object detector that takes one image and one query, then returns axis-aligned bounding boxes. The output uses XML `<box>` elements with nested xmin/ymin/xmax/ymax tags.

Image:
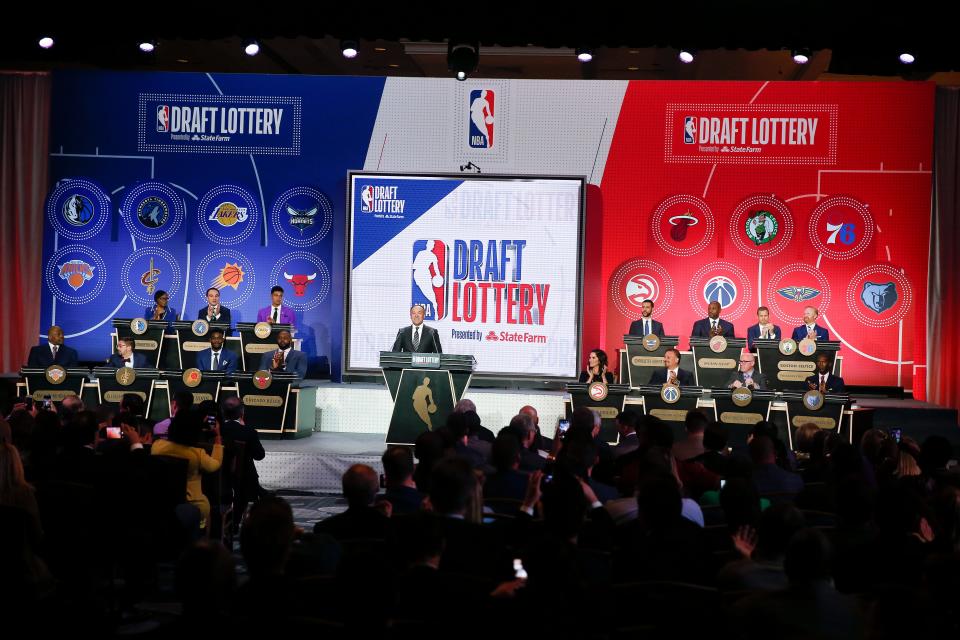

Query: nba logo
<box><xmin>412</xmin><ymin>240</ymin><xmax>447</xmax><ymax>320</ymax></box>
<box><xmin>469</xmin><ymin>89</ymin><xmax>495</xmax><ymax>149</ymax></box>
<box><xmin>157</xmin><ymin>105</ymin><xmax>170</xmax><ymax>132</ymax></box>
<box><xmin>360</xmin><ymin>185</ymin><xmax>373</xmax><ymax>213</ymax></box>
<box><xmin>683</xmin><ymin>116</ymin><xmax>696</xmax><ymax>144</ymax></box>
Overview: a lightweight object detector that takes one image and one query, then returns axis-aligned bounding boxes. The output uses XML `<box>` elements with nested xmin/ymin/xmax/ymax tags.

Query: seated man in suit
<box><xmin>648</xmin><ymin>348</ymin><xmax>695</xmax><ymax>386</ymax></box>
<box><xmin>691</xmin><ymin>301</ymin><xmax>736</xmax><ymax>338</ymax></box>
<box><xmin>791</xmin><ymin>306</ymin><xmax>830</xmax><ymax>342</ymax></box>
<box><xmin>257</xmin><ymin>285</ymin><xmax>296</xmax><ymax>326</ymax></box>
<box><xmin>108</xmin><ymin>337</ymin><xmax>147</xmax><ymax>368</ymax></box>
<box><xmin>746</xmin><ymin>306</ymin><xmax>782</xmax><ymax>350</ymax></box>
<box><xmin>391</xmin><ymin>304</ymin><xmax>442</xmax><ymax>353</ymax></box>
<box><xmin>628</xmin><ymin>299</ymin><xmax>665</xmax><ymax>337</ymax></box>
<box><xmin>258</xmin><ymin>329</ymin><xmax>307</xmax><ymax>380</ymax></box>
<box><xmin>725</xmin><ymin>352</ymin><xmax>769</xmax><ymax>390</ymax></box>
<box><xmin>28</xmin><ymin>325</ymin><xmax>79</xmax><ymax>368</ymax></box>
<box><xmin>198</xmin><ymin>286</ymin><xmax>231</xmax><ymax>325</ymax></box>
<box><xmin>806</xmin><ymin>352</ymin><xmax>845</xmax><ymax>393</ymax></box>
<box><xmin>195</xmin><ymin>328</ymin><xmax>238</xmax><ymax>374</ymax></box>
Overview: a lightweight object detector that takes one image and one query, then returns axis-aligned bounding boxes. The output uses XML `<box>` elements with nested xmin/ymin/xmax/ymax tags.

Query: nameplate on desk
<box><xmin>411</xmin><ymin>354</ymin><xmax>441</xmax><ymax>368</ymax></box>
<box><xmin>245</xmin><ymin>343</ymin><xmax>278</xmax><ymax>354</ymax></box>
<box><xmin>243</xmin><ymin>395</ymin><xmax>284</xmax><ymax>408</ymax></box>
<box><xmin>134</xmin><ymin>340</ymin><xmax>159</xmax><ymax>350</ymax></box>
<box><xmin>183</xmin><ymin>341</ymin><xmax>210</xmax><ymax>352</ymax></box>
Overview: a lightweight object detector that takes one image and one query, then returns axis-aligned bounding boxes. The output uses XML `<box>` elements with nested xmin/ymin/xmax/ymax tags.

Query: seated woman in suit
<box><xmin>145</xmin><ymin>289</ymin><xmax>178</xmax><ymax>332</ymax></box>
<box><xmin>579</xmin><ymin>348</ymin><xmax>615</xmax><ymax>384</ymax></box>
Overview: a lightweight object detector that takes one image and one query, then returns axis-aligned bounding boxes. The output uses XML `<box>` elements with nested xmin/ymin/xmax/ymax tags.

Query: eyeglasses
<box><xmin>738</xmin><ymin>360</ymin><xmax>753</xmax><ymax>363</ymax></box>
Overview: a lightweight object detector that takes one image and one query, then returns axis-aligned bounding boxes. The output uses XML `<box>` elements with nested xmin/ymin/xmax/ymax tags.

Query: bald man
<box><xmin>520</xmin><ymin>405</ymin><xmax>553</xmax><ymax>451</ymax></box>
<box><xmin>28</xmin><ymin>325</ymin><xmax>79</xmax><ymax>368</ymax></box>
<box><xmin>724</xmin><ymin>352</ymin><xmax>768</xmax><ymax>390</ymax></box>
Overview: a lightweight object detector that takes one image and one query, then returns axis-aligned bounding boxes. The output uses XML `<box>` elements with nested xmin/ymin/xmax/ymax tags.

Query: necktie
<box><xmin>761</xmin><ymin>326</ymin><xmax>767</xmax><ymax>338</ymax></box>
<box><xmin>52</xmin><ymin>345</ymin><xmax>59</xmax><ymax>359</ymax></box>
<box><xmin>712</xmin><ymin>320</ymin><xmax>717</xmax><ymax>330</ymax></box>
<box><xmin>821</xmin><ymin>374</ymin><xmax>826</xmax><ymax>385</ymax></box>
<box><xmin>279</xmin><ymin>350</ymin><xmax>286</xmax><ymax>370</ymax></box>
<box><xmin>213</xmin><ymin>352</ymin><xmax>220</xmax><ymax>369</ymax></box>
<box><xmin>644</xmin><ymin>320</ymin><xmax>650</xmax><ymax>335</ymax></box>
<box><xmin>272</xmin><ymin>307</ymin><xmax>279</xmax><ymax>323</ymax></box>
<box><xmin>413</xmin><ymin>326</ymin><xmax>421</xmax><ymax>350</ymax></box>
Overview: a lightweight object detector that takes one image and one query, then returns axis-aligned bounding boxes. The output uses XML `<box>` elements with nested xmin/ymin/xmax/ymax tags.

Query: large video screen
<box><xmin>345</xmin><ymin>173</ymin><xmax>584</xmax><ymax>378</ymax></box>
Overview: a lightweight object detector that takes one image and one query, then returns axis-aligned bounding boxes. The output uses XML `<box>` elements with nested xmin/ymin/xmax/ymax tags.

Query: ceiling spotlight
<box><xmin>243</xmin><ymin>39</ymin><xmax>260</xmax><ymax>56</ymax></box>
<box><xmin>341</xmin><ymin>40</ymin><xmax>359</xmax><ymax>59</ymax></box>
<box><xmin>792</xmin><ymin>48</ymin><xmax>811</xmax><ymax>64</ymax></box>
<box><xmin>899</xmin><ymin>52</ymin><xmax>916</xmax><ymax>64</ymax></box>
<box><xmin>576</xmin><ymin>47</ymin><xmax>593</xmax><ymax>63</ymax></box>
<box><xmin>138</xmin><ymin>40</ymin><xmax>156</xmax><ymax>53</ymax></box>
<box><xmin>448</xmin><ymin>40</ymin><xmax>479</xmax><ymax>81</ymax></box>
<box><xmin>38</xmin><ymin>36</ymin><xmax>54</xmax><ymax>49</ymax></box>
<box><xmin>678</xmin><ymin>49</ymin><xmax>695</xmax><ymax>64</ymax></box>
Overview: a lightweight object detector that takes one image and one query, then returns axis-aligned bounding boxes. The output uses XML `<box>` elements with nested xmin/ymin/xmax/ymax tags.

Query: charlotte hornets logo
<box><xmin>287</xmin><ymin>206</ymin><xmax>316</xmax><ymax>234</ymax></box>
<box><xmin>63</xmin><ymin>195</ymin><xmax>94</xmax><ymax>226</ymax></box>
<box><xmin>861</xmin><ymin>282</ymin><xmax>898</xmax><ymax>314</ymax></box>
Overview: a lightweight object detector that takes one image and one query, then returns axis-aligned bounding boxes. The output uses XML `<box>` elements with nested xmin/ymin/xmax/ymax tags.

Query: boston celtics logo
<box><xmin>745</xmin><ymin>210</ymin><xmax>778</xmax><ymax>246</ymax></box>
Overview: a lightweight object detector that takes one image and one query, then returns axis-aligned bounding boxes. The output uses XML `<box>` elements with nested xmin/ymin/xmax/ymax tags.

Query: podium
<box><xmin>92</xmin><ymin>367</ymin><xmax>160</xmax><ymax>416</ymax></box>
<box><xmin>380</xmin><ymin>352</ymin><xmax>476</xmax><ymax>446</ymax></box>
<box><xmin>781</xmin><ymin>389</ymin><xmax>849</xmax><ymax>448</ymax></box>
<box><xmin>236</xmin><ymin>322</ymin><xmax>293</xmax><ymax>372</ymax></box>
<box><xmin>755</xmin><ymin>339</ymin><xmax>842</xmax><ymax>391</ymax></box>
<box><xmin>689</xmin><ymin>337</ymin><xmax>746</xmax><ymax>388</ymax></box>
<box><xmin>622</xmin><ymin>335</ymin><xmax>684</xmax><ymax>388</ymax></box>
<box><xmin>711</xmin><ymin>387</ymin><xmax>776</xmax><ymax>450</ymax></box>
<box><xmin>20</xmin><ymin>366</ymin><xmax>89</xmax><ymax>404</ymax></box>
<box><xmin>160</xmin><ymin>369</ymin><xmax>225</xmax><ymax>411</ymax></box>
<box><xmin>565</xmin><ymin>382</ymin><xmax>632</xmax><ymax>444</ymax></box>
<box><xmin>636</xmin><ymin>384</ymin><xmax>705</xmax><ymax>442</ymax></box>
<box><xmin>171</xmin><ymin>321</ymin><xmax>236</xmax><ymax>370</ymax></box>
<box><xmin>224</xmin><ymin>371</ymin><xmax>297</xmax><ymax>434</ymax></box>
<box><xmin>113</xmin><ymin>318</ymin><xmax>167</xmax><ymax>368</ymax></box>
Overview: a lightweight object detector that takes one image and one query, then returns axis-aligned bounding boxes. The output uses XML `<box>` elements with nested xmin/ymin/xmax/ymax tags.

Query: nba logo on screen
<box><xmin>157</xmin><ymin>105</ymin><xmax>169</xmax><ymax>132</ymax></box>
<box><xmin>360</xmin><ymin>185</ymin><xmax>374</xmax><ymax>213</ymax></box>
<box><xmin>469</xmin><ymin>89</ymin><xmax>495</xmax><ymax>149</ymax></box>
<box><xmin>412</xmin><ymin>240</ymin><xmax>447</xmax><ymax>320</ymax></box>
<box><xmin>683</xmin><ymin>116</ymin><xmax>696</xmax><ymax>144</ymax></box>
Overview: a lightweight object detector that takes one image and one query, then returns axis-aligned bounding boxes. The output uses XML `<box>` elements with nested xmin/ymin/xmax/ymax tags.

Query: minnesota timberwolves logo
<box><xmin>137</xmin><ymin>196</ymin><xmax>169</xmax><ymax>228</ymax></box>
<box><xmin>745</xmin><ymin>210</ymin><xmax>778</xmax><ymax>246</ymax></box>
<box><xmin>63</xmin><ymin>194</ymin><xmax>94</xmax><ymax>226</ymax></box>
<box><xmin>703</xmin><ymin>276</ymin><xmax>737</xmax><ymax>308</ymax></box>
<box><xmin>861</xmin><ymin>282</ymin><xmax>898</xmax><ymax>314</ymax></box>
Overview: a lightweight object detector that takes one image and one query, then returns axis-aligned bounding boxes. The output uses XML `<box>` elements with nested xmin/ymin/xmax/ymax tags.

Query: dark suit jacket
<box><xmin>628</xmin><ymin>318</ymin><xmax>665</xmax><ymax>337</ymax></box>
<box><xmin>746</xmin><ymin>323</ymin><xmax>783</xmax><ymax>349</ymax></box>
<box><xmin>391</xmin><ymin>324</ymin><xmax>442</xmax><ymax>353</ymax></box>
<box><xmin>791</xmin><ymin>324</ymin><xmax>830</xmax><ymax>341</ymax></box>
<box><xmin>805</xmin><ymin>373</ymin><xmax>846</xmax><ymax>393</ymax></box>
<box><xmin>196</xmin><ymin>347</ymin><xmax>239</xmax><ymax>374</ymax></box>
<box><xmin>313</xmin><ymin>505</ymin><xmax>391</xmax><ymax>541</ymax></box>
<box><xmin>752</xmin><ymin>463</ymin><xmax>804</xmax><ymax>496</ymax></box>
<box><xmin>220</xmin><ymin>419</ymin><xmax>265</xmax><ymax>499</ymax></box>
<box><xmin>108</xmin><ymin>352</ymin><xmax>148</xmax><ymax>368</ymax></box>
<box><xmin>691</xmin><ymin>317</ymin><xmax>737</xmax><ymax>338</ymax></box>
<box><xmin>724</xmin><ymin>369</ymin><xmax>769</xmax><ymax>390</ymax></box>
<box><xmin>258</xmin><ymin>348</ymin><xmax>307</xmax><ymax>380</ymax></box>
<box><xmin>197</xmin><ymin>306</ymin><xmax>232</xmax><ymax>326</ymax></box>
<box><xmin>483</xmin><ymin>469</ymin><xmax>529</xmax><ymax>503</ymax></box>
<box><xmin>381</xmin><ymin>485</ymin><xmax>424</xmax><ymax>515</ymax></box>
<box><xmin>649</xmin><ymin>368</ymin><xmax>695</xmax><ymax>386</ymax></box>
<box><xmin>579</xmin><ymin>370</ymin><xmax>616</xmax><ymax>384</ymax></box>
<box><xmin>27</xmin><ymin>343</ymin><xmax>79</xmax><ymax>368</ymax></box>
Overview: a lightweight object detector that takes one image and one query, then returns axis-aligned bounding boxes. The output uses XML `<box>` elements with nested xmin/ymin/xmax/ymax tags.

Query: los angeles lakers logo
<box><xmin>254</xmin><ymin>322</ymin><xmax>272</xmax><ymax>339</ymax></box>
<box><xmin>197</xmin><ymin>185</ymin><xmax>259</xmax><ymax>245</ymax></box>
<box><xmin>208</xmin><ymin>202</ymin><xmax>249</xmax><ymax>227</ymax></box>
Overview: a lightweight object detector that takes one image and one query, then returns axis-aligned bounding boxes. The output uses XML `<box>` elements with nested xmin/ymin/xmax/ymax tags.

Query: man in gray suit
<box><xmin>258</xmin><ymin>329</ymin><xmax>307</xmax><ymax>380</ymax></box>
<box><xmin>725</xmin><ymin>352</ymin><xmax>768</xmax><ymax>390</ymax></box>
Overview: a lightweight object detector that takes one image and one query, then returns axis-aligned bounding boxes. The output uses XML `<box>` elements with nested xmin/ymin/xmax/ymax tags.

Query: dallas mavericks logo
<box><xmin>777</xmin><ymin>286</ymin><xmax>821</xmax><ymax>302</ymax></box>
<box><xmin>745</xmin><ymin>210</ymin><xmax>778</xmax><ymax>246</ymax></box>
<box><xmin>287</xmin><ymin>206</ymin><xmax>317</xmax><ymax>234</ymax></box>
<box><xmin>360</xmin><ymin>185</ymin><xmax>374</xmax><ymax>212</ymax></box>
<box><xmin>703</xmin><ymin>276</ymin><xmax>737</xmax><ymax>308</ymax></box>
<box><xmin>63</xmin><ymin>194</ymin><xmax>94</xmax><ymax>226</ymax></box>
<box><xmin>412</xmin><ymin>240</ymin><xmax>447</xmax><ymax>320</ymax></box>
<box><xmin>861</xmin><ymin>281</ymin><xmax>898</xmax><ymax>314</ymax></box>
<box><xmin>683</xmin><ymin>116</ymin><xmax>696</xmax><ymax>144</ymax></box>
<box><xmin>137</xmin><ymin>196</ymin><xmax>169</xmax><ymax>228</ymax></box>
<box><xmin>469</xmin><ymin>89</ymin><xmax>495</xmax><ymax>149</ymax></box>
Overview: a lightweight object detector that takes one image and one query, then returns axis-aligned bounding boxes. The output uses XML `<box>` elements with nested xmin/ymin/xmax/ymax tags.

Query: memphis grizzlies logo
<box><xmin>63</xmin><ymin>194</ymin><xmax>94</xmax><ymax>226</ymax></box>
<box><xmin>469</xmin><ymin>90</ymin><xmax>495</xmax><ymax>149</ymax></box>
<box><xmin>777</xmin><ymin>286</ymin><xmax>821</xmax><ymax>302</ymax></box>
<box><xmin>703</xmin><ymin>276</ymin><xmax>737</xmax><ymax>308</ymax></box>
<box><xmin>861</xmin><ymin>281</ymin><xmax>898</xmax><ymax>314</ymax></box>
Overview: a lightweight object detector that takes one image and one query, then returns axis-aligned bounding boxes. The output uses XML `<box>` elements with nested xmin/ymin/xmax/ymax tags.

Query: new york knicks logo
<box><xmin>63</xmin><ymin>195</ymin><xmax>94</xmax><ymax>226</ymax></box>
<box><xmin>58</xmin><ymin>260</ymin><xmax>94</xmax><ymax>291</ymax></box>
<box><xmin>157</xmin><ymin>105</ymin><xmax>170</xmax><ymax>132</ymax></box>
<box><xmin>469</xmin><ymin>90</ymin><xmax>495</xmax><ymax>149</ymax></box>
<box><xmin>209</xmin><ymin>202</ymin><xmax>249</xmax><ymax>227</ymax></box>
<box><xmin>412</xmin><ymin>240</ymin><xmax>447</xmax><ymax>320</ymax></box>
<box><xmin>683</xmin><ymin>116</ymin><xmax>696</xmax><ymax>144</ymax></box>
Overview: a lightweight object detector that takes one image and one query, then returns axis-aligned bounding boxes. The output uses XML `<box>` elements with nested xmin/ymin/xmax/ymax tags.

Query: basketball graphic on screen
<box><xmin>703</xmin><ymin>276</ymin><xmax>737</xmax><ymax>308</ymax></box>
<box><xmin>212</xmin><ymin>262</ymin><xmax>245</xmax><ymax>290</ymax></box>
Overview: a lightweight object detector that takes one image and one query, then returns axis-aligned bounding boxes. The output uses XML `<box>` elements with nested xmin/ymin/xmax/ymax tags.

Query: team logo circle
<box><xmin>120</xmin><ymin>248</ymin><xmax>183</xmax><ymax>308</ymax></box>
<box><xmin>778</xmin><ymin>339</ymin><xmax>798</xmax><ymax>356</ymax></box>
<box><xmin>121</xmin><ymin>182</ymin><xmax>185</xmax><ymax>243</ymax></box>
<box><xmin>182</xmin><ymin>368</ymin><xmax>202</xmax><ymax>387</ymax></box>
<box><xmin>709</xmin><ymin>335</ymin><xmax>728</xmax><ymax>353</ymax></box>
<box><xmin>809</xmin><ymin>196</ymin><xmax>874</xmax><ymax>260</ymax></box>
<box><xmin>269</xmin><ymin>251</ymin><xmax>331</xmax><ymax>311</ymax></box>
<box><xmin>45</xmin><ymin>178</ymin><xmax>111</xmax><ymax>241</ymax></box>
<box><xmin>271</xmin><ymin>186</ymin><xmax>334</xmax><ymax>247</ymax></box>
<box><xmin>191</xmin><ymin>319</ymin><xmax>209</xmax><ymax>337</ymax></box>
<box><xmin>732</xmin><ymin>386</ymin><xmax>753</xmax><ymax>407</ymax></box>
<box><xmin>799</xmin><ymin>338</ymin><xmax>818</xmax><ymax>356</ymax></box>
<box><xmin>45</xmin><ymin>245</ymin><xmax>107</xmax><ymax>305</ymax></box>
<box><xmin>254</xmin><ymin>322</ymin><xmax>273</xmax><ymax>339</ymax></box>
<box><xmin>253</xmin><ymin>370</ymin><xmax>273</xmax><ymax>390</ymax></box>
<box><xmin>116</xmin><ymin>368</ymin><xmax>137</xmax><ymax>385</ymax></box>
<box><xmin>846</xmin><ymin>264</ymin><xmax>913</xmax><ymax>328</ymax></box>
<box><xmin>195</xmin><ymin>250</ymin><xmax>256</xmax><ymax>308</ymax></box>
<box><xmin>688</xmin><ymin>262</ymin><xmax>752</xmax><ymax>320</ymax></box>
<box><xmin>765</xmin><ymin>263</ymin><xmax>832</xmax><ymax>326</ymax></box>
<box><xmin>642</xmin><ymin>334</ymin><xmax>661</xmax><ymax>352</ymax></box>
<box><xmin>130</xmin><ymin>318</ymin><xmax>149</xmax><ymax>335</ymax></box>
<box><xmin>609</xmin><ymin>259</ymin><xmax>675</xmax><ymax>319</ymax></box>
<box><xmin>587</xmin><ymin>382</ymin><xmax>609</xmax><ymax>402</ymax></box>
<box><xmin>803</xmin><ymin>389</ymin><xmax>825</xmax><ymax>410</ymax></box>
<box><xmin>661</xmin><ymin>383</ymin><xmax>681</xmax><ymax>403</ymax></box>
<box><xmin>651</xmin><ymin>194</ymin><xmax>715</xmax><ymax>257</ymax></box>
<box><xmin>730</xmin><ymin>194</ymin><xmax>794</xmax><ymax>258</ymax></box>
<box><xmin>45</xmin><ymin>365</ymin><xmax>67</xmax><ymax>384</ymax></box>
<box><xmin>197</xmin><ymin>185</ymin><xmax>260</xmax><ymax>245</ymax></box>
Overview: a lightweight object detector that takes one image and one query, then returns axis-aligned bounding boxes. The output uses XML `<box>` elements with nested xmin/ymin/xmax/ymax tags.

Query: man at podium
<box><xmin>628</xmin><ymin>299</ymin><xmax>665</xmax><ymax>337</ymax></box>
<box><xmin>28</xmin><ymin>325</ymin><xmax>79</xmax><ymax>368</ymax></box>
<box><xmin>109</xmin><ymin>337</ymin><xmax>147</xmax><ymax>368</ymax></box>
<box><xmin>691</xmin><ymin>301</ymin><xmax>736</xmax><ymax>338</ymax></box>
<box><xmin>791</xmin><ymin>306</ymin><xmax>830</xmax><ymax>342</ymax></box>
<box><xmin>648</xmin><ymin>348</ymin><xmax>694</xmax><ymax>385</ymax></box>
<box><xmin>257</xmin><ymin>285</ymin><xmax>296</xmax><ymax>326</ymax></box>
<box><xmin>258</xmin><ymin>329</ymin><xmax>306</xmax><ymax>380</ymax></box>
<box><xmin>746</xmin><ymin>306</ymin><xmax>782</xmax><ymax>350</ymax></box>
<box><xmin>196</xmin><ymin>328</ymin><xmax>238</xmax><ymax>374</ymax></box>
<box><xmin>806</xmin><ymin>352</ymin><xmax>845</xmax><ymax>393</ymax></box>
<box><xmin>198</xmin><ymin>287</ymin><xmax>232</xmax><ymax>325</ymax></box>
<box><xmin>725</xmin><ymin>352</ymin><xmax>768</xmax><ymax>390</ymax></box>
<box><xmin>391</xmin><ymin>304</ymin><xmax>442</xmax><ymax>354</ymax></box>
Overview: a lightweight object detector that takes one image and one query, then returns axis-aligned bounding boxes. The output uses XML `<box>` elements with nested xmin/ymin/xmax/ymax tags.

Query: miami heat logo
<box><xmin>58</xmin><ymin>260</ymin><xmax>95</xmax><ymax>291</ymax></box>
<box><xmin>669</xmin><ymin>210</ymin><xmax>699</xmax><ymax>241</ymax></box>
<box><xmin>652</xmin><ymin>195</ymin><xmax>715</xmax><ymax>258</ymax></box>
<box><xmin>212</xmin><ymin>263</ymin><xmax>245</xmax><ymax>290</ymax></box>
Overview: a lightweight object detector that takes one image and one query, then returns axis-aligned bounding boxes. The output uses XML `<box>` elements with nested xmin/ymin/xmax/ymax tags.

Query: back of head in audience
<box><xmin>240</xmin><ymin>496</ymin><xmax>295</xmax><ymax>578</ymax></box>
<box><xmin>506</xmin><ymin>412</ymin><xmax>536</xmax><ymax>449</ymax></box>
<box><xmin>749</xmin><ymin>435</ymin><xmax>777</xmax><ymax>465</ymax></box>
<box><xmin>783</xmin><ymin>528</ymin><xmax>833</xmax><ymax>585</ymax></box>
<box><xmin>492</xmin><ymin>430</ymin><xmax>521</xmax><ymax>473</ymax></box>
<box><xmin>703</xmin><ymin>422</ymin><xmax>728</xmax><ymax>453</ymax></box>
<box><xmin>685</xmin><ymin>409</ymin><xmax>709</xmax><ymax>434</ymax></box>
<box><xmin>382</xmin><ymin>446</ymin><xmax>415</xmax><ymax>486</ymax></box>
<box><xmin>342</xmin><ymin>463</ymin><xmax>379</xmax><ymax>508</ymax></box>
<box><xmin>429</xmin><ymin>457</ymin><xmax>476</xmax><ymax>517</ymax></box>
<box><xmin>175</xmin><ymin>540</ymin><xmax>236</xmax><ymax>617</ymax></box>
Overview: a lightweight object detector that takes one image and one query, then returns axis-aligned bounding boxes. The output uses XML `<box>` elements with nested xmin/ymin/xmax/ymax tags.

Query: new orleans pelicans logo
<box><xmin>732</xmin><ymin>387</ymin><xmax>753</xmax><ymax>407</ymax></box>
<box><xmin>777</xmin><ymin>286</ymin><xmax>821</xmax><ymax>303</ymax></box>
<box><xmin>745</xmin><ymin>210</ymin><xmax>778</xmax><ymax>246</ymax></box>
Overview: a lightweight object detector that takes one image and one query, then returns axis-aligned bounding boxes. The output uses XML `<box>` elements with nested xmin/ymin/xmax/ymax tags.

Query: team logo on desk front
<box><xmin>45</xmin><ymin>365</ymin><xmax>67</xmax><ymax>384</ymax></box>
<box><xmin>778</xmin><ymin>339</ymin><xmax>797</xmax><ymax>356</ymax></box>
<box><xmin>798</xmin><ymin>338</ymin><xmax>818</xmax><ymax>356</ymax></box>
<box><xmin>803</xmin><ymin>389</ymin><xmax>825</xmax><ymax>411</ymax></box>
<box><xmin>588</xmin><ymin>382</ymin><xmax>609</xmax><ymax>402</ymax></box>
<box><xmin>182</xmin><ymin>368</ymin><xmax>202</xmax><ymax>387</ymax></box>
<box><xmin>116</xmin><ymin>368</ymin><xmax>137</xmax><ymax>386</ymax></box>
<box><xmin>130</xmin><ymin>318</ymin><xmax>149</xmax><ymax>335</ymax></box>
<box><xmin>661</xmin><ymin>384</ymin><xmax>681</xmax><ymax>404</ymax></box>
<box><xmin>254</xmin><ymin>322</ymin><xmax>272</xmax><ymax>339</ymax></box>
<box><xmin>191</xmin><ymin>319</ymin><xmax>209</xmax><ymax>337</ymax></box>
<box><xmin>709</xmin><ymin>335</ymin><xmax>728</xmax><ymax>353</ymax></box>
<box><xmin>253</xmin><ymin>370</ymin><xmax>272</xmax><ymax>390</ymax></box>
<box><xmin>643</xmin><ymin>334</ymin><xmax>661</xmax><ymax>352</ymax></box>
<box><xmin>731</xmin><ymin>387</ymin><xmax>753</xmax><ymax>407</ymax></box>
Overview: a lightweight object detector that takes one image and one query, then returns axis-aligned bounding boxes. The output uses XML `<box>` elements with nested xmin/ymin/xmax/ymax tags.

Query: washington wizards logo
<box><xmin>287</xmin><ymin>206</ymin><xmax>317</xmax><ymax>235</ymax></box>
<box><xmin>703</xmin><ymin>276</ymin><xmax>737</xmax><ymax>308</ymax></box>
<box><xmin>63</xmin><ymin>194</ymin><xmax>94</xmax><ymax>226</ymax></box>
<box><xmin>777</xmin><ymin>286</ymin><xmax>821</xmax><ymax>302</ymax></box>
<box><xmin>861</xmin><ymin>281</ymin><xmax>898</xmax><ymax>314</ymax></box>
<box><xmin>137</xmin><ymin>196</ymin><xmax>169</xmax><ymax>228</ymax></box>
<box><xmin>745</xmin><ymin>210</ymin><xmax>778</xmax><ymax>246</ymax></box>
